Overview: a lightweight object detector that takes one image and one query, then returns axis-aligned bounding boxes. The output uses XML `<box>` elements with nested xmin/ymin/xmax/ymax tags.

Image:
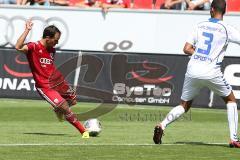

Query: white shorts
<box><xmin>181</xmin><ymin>75</ymin><xmax>232</xmax><ymax>101</ymax></box>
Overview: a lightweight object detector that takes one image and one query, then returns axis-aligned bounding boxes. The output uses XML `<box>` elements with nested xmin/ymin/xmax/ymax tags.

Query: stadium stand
<box><xmin>0</xmin><ymin>0</ymin><xmax>239</xmax><ymax>12</ymax></box>
<box><xmin>227</xmin><ymin>0</ymin><xmax>240</xmax><ymax>12</ymax></box>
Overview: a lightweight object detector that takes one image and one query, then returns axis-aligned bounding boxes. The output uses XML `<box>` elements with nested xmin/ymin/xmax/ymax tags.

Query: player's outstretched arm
<box><xmin>15</xmin><ymin>19</ymin><xmax>33</xmax><ymax>54</ymax></box>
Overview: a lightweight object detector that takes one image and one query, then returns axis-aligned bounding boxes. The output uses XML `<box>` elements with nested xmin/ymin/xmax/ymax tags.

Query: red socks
<box><xmin>65</xmin><ymin>111</ymin><xmax>86</xmax><ymax>134</ymax></box>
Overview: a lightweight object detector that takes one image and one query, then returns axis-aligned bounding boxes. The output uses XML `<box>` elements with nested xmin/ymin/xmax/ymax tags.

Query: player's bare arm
<box><xmin>75</xmin><ymin>2</ymin><xmax>90</xmax><ymax>8</ymax></box>
<box><xmin>102</xmin><ymin>3</ymin><xmax>124</xmax><ymax>9</ymax></box>
<box><xmin>183</xmin><ymin>42</ymin><xmax>195</xmax><ymax>55</ymax></box>
<box><xmin>15</xmin><ymin>19</ymin><xmax>33</xmax><ymax>54</ymax></box>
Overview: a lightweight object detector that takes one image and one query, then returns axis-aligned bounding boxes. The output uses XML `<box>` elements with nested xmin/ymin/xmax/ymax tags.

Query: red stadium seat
<box><xmin>133</xmin><ymin>0</ymin><xmax>153</xmax><ymax>9</ymax></box>
<box><xmin>154</xmin><ymin>0</ymin><xmax>164</xmax><ymax>9</ymax></box>
<box><xmin>227</xmin><ymin>0</ymin><xmax>240</xmax><ymax>12</ymax></box>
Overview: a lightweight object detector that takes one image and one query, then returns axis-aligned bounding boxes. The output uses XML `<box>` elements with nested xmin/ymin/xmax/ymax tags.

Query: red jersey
<box><xmin>26</xmin><ymin>41</ymin><xmax>64</xmax><ymax>88</ymax></box>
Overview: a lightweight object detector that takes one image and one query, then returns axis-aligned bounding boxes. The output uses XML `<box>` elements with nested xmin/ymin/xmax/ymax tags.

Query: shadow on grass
<box><xmin>175</xmin><ymin>141</ymin><xmax>228</xmax><ymax>148</ymax></box>
<box><xmin>23</xmin><ymin>132</ymin><xmax>67</xmax><ymax>136</ymax></box>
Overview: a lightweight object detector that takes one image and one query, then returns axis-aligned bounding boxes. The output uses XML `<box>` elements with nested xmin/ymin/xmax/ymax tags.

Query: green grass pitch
<box><xmin>0</xmin><ymin>98</ymin><xmax>239</xmax><ymax>160</ymax></box>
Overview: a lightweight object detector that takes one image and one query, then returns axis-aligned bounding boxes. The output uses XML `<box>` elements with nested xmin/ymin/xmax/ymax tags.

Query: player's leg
<box><xmin>52</xmin><ymin>81</ymin><xmax>77</xmax><ymax>121</ymax></box>
<box><xmin>161</xmin><ymin>100</ymin><xmax>192</xmax><ymax>129</ymax></box>
<box><xmin>36</xmin><ymin>88</ymin><xmax>89</xmax><ymax>138</ymax></box>
<box><xmin>36</xmin><ymin>88</ymin><xmax>63</xmax><ymax>121</ymax></box>
<box><xmin>222</xmin><ymin>92</ymin><xmax>239</xmax><ymax>147</ymax></box>
<box><xmin>53</xmin><ymin>107</ymin><xmax>65</xmax><ymax>122</ymax></box>
<box><xmin>153</xmin><ymin>76</ymin><xmax>202</xmax><ymax>144</ymax></box>
<box><xmin>153</xmin><ymin>99</ymin><xmax>193</xmax><ymax>144</ymax></box>
<box><xmin>61</xmin><ymin>82</ymin><xmax>77</xmax><ymax>107</ymax></box>
<box><xmin>57</xmin><ymin>101</ymin><xmax>89</xmax><ymax>138</ymax></box>
<box><xmin>207</xmin><ymin>76</ymin><xmax>239</xmax><ymax>148</ymax></box>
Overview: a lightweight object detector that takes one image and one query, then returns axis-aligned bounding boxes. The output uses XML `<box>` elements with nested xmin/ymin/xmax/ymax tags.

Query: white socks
<box><xmin>161</xmin><ymin>105</ymin><xmax>185</xmax><ymax>130</ymax></box>
<box><xmin>160</xmin><ymin>103</ymin><xmax>239</xmax><ymax>141</ymax></box>
<box><xmin>227</xmin><ymin>102</ymin><xmax>238</xmax><ymax>141</ymax></box>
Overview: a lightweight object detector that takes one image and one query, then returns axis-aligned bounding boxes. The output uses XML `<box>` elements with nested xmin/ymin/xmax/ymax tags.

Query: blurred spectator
<box><xmin>20</xmin><ymin>0</ymin><xmax>68</xmax><ymax>6</ymax></box>
<box><xmin>19</xmin><ymin>0</ymin><xmax>29</xmax><ymax>5</ymax></box>
<box><xmin>49</xmin><ymin>0</ymin><xmax>69</xmax><ymax>6</ymax></box>
<box><xmin>185</xmin><ymin>0</ymin><xmax>211</xmax><ymax>10</ymax></box>
<box><xmin>0</xmin><ymin>0</ymin><xmax>22</xmax><ymax>4</ymax></box>
<box><xmin>35</xmin><ymin>0</ymin><xmax>49</xmax><ymax>5</ymax></box>
<box><xmin>20</xmin><ymin>0</ymin><xmax>50</xmax><ymax>6</ymax></box>
<box><xmin>101</xmin><ymin>0</ymin><xmax>129</xmax><ymax>12</ymax></box>
<box><xmin>160</xmin><ymin>0</ymin><xmax>183</xmax><ymax>10</ymax></box>
<box><xmin>70</xmin><ymin>0</ymin><xmax>102</xmax><ymax>7</ymax></box>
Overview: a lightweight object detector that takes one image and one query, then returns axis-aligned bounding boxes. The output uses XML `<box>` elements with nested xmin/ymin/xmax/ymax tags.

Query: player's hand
<box><xmin>25</xmin><ymin>19</ymin><xmax>33</xmax><ymax>31</ymax></box>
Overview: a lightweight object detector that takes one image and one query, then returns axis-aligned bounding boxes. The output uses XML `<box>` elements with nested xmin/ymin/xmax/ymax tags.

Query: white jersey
<box><xmin>186</xmin><ymin>18</ymin><xmax>240</xmax><ymax>79</ymax></box>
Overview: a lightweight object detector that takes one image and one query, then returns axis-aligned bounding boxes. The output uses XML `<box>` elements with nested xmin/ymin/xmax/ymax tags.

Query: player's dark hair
<box><xmin>43</xmin><ymin>25</ymin><xmax>61</xmax><ymax>38</ymax></box>
<box><xmin>211</xmin><ymin>0</ymin><xmax>226</xmax><ymax>15</ymax></box>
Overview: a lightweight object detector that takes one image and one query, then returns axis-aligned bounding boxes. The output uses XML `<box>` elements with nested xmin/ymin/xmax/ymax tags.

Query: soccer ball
<box><xmin>84</xmin><ymin>118</ymin><xmax>102</xmax><ymax>137</ymax></box>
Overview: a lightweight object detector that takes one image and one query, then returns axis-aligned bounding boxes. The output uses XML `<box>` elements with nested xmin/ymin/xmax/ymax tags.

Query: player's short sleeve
<box><xmin>186</xmin><ymin>25</ymin><xmax>197</xmax><ymax>45</ymax></box>
<box><xmin>26</xmin><ymin>42</ymin><xmax>35</xmax><ymax>54</ymax></box>
<box><xmin>227</xmin><ymin>25</ymin><xmax>240</xmax><ymax>45</ymax></box>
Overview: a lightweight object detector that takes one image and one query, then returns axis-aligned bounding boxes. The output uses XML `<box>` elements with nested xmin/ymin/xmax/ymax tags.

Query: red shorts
<box><xmin>36</xmin><ymin>81</ymin><xmax>76</xmax><ymax>108</ymax></box>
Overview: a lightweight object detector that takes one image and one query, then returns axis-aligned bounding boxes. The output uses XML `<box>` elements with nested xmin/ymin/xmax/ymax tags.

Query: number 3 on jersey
<box><xmin>197</xmin><ymin>32</ymin><xmax>213</xmax><ymax>55</ymax></box>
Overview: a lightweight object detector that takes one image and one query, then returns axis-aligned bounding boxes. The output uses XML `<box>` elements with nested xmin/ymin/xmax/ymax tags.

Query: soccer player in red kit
<box><xmin>15</xmin><ymin>19</ymin><xmax>89</xmax><ymax>139</ymax></box>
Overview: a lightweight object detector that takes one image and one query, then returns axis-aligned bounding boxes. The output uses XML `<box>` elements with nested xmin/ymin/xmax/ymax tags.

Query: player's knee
<box><xmin>67</xmin><ymin>99</ymin><xmax>77</xmax><ymax>107</ymax></box>
<box><xmin>71</xmin><ymin>99</ymin><xmax>77</xmax><ymax>106</ymax></box>
<box><xmin>180</xmin><ymin>100</ymin><xmax>192</xmax><ymax>112</ymax></box>
<box><xmin>223</xmin><ymin>91</ymin><xmax>236</xmax><ymax>104</ymax></box>
<box><xmin>181</xmin><ymin>104</ymin><xmax>191</xmax><ymax>112</ymax></box>
<box><xmin>57</xmin><ymin>101</ymin><xmax>70</xmax><ymax>114</ymax></box>
<box><xmin>184</xmin><ymin>106</ymin><xmax>190</xmax><ymax>113</ymax></box>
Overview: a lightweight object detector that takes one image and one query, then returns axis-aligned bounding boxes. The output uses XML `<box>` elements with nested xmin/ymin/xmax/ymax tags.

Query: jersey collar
<box><xmin>208</xmin><ymin>18</ymin><xmax>220</xmax><ymax>23</ymax></box>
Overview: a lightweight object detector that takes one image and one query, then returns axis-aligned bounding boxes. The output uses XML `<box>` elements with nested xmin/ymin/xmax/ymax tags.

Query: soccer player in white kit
<box><xmin>153</xmin><ymin>0</ymin><xmax>240</xmax><ymax>148</ymax></box>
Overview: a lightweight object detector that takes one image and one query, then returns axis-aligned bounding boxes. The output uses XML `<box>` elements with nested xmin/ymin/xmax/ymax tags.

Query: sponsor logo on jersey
<box><xmin>40</xmin><ymin>58</ymin><xmax>53</xmax><ymax>65</ymax></box>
